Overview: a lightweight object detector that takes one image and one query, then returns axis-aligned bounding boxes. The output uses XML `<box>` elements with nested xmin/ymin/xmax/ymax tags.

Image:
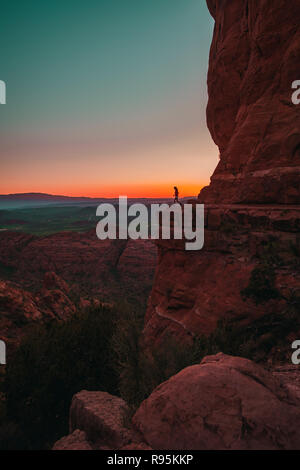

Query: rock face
<box><xmin>200</xmin><ymin>0</ymin><xmax>300</xmax><ymax>204</ymax></box>
<box><xmin>144</xmin><ymin>204</ymin><xmax>300</xmax><ymax>347</ymax></box>
<box><xmin>273</xmin><ymin>364</ymin><xmax>300</xmax><ymax>402</ymax></box>
<box><xmin>132</xmin><ymin>353</ymin><xmax>300</xmax><ymax>450</ymax></box>
<box><xmin>143</xmin><ymin>0</ymin><xmax>300</xmax><ymax>348</ymax></box>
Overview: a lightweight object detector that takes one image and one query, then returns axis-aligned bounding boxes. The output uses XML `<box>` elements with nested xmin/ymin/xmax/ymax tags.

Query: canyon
<box><xmin>0</xmin><ymin>230</ymin><xmax>156</xmax><ymax>352</ymax></box>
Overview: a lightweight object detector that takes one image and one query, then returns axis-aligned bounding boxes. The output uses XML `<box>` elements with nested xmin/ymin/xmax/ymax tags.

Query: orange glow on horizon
<box><xmin>0</xmin><ymin>182</ymin><xmax>208</xmax><ymax>199</ymax></box>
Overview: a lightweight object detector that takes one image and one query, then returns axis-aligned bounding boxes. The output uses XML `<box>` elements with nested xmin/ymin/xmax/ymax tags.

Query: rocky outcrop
<box><xmin>54</xmin><ymin>354</ymin><xmax>300</xmax><ymax>450</ymax></box>
<box><xmin>0</xmin><ymin>230</ymin><xmax>156</xmax><ymax>354</ymax></box>
<box><xmin>69</xmin><ymin>391</ymin><xmax>133</xmax><ymax>449</ymax></box>
<box><xmin>144</xmin><ymin>204</ymin><xmax>300</xmax><ymax>346</ymax></box>
<box><xmin>273</xmin><ymin>364</ymin><xmax>300</xmax><ymax>402</ymax></box>
<box><xmin>200</xmin><ymin>0</ymin><xmax>300</xmax><ymax>204</ymax></box>
<box><xmin>53</xmin><ymin>390</ymin><xmax>152</xmax><ymax>450</ymax></box>
<box><xmin>0</xmin><ymin>272</ymin><xmax>76</xmax><ymax>353</ymax></box>
<box><xmin>133</xmin><ymin>353</ymin><xmax>300</xmax><ymax>450</ymax></box>
<box><xmin>43</xmin><ymin>271</ymin><xmax>70</xmax><ymax>293</ymax></box>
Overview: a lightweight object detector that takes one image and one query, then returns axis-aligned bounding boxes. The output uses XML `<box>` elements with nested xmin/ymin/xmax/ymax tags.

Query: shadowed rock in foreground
<box><xmin>53</xmin><ymin>390</ymin><xmax>151</xmax><ymax>450</ymax></box>
<box><xmin>53</xmin><ymin>353</ymin><xmax>300</xmax><ymax>450</ymax></box>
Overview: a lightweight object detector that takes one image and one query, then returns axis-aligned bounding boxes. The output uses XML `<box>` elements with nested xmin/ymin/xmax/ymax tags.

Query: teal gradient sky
<box><xmin>0</xmin><ymin>0</ymin><xmax>217</xmax><ymax>197</ymax></box>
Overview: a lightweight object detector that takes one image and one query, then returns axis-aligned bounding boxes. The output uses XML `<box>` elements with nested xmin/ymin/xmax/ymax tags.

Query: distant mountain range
<box><xmin>0</xmin><ymin>192</ymin><xmax>113</xmax><ymax>202</ymax></box>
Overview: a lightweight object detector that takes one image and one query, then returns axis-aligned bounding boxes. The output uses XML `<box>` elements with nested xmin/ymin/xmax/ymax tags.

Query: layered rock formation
<box><xmin>144</xmin><ymin>204</ymin><xmax>300</xmax><ymax>346</ymax></box>
<box><xmin>0</xmin><ymin>230</ymin><xmax>156</xmax><ymax>352</ymax></box>
<box><xmin>143</xmin><ymin>0</ymin><xmax>300</xmax><ymax>348</ymax></box>
<box><xmin>200</xmin><ymin>0</ymin><xmax>300</xmax><ymax>204</ymax></box>
<box><xmin>54</xmin><ymin>354</ymin><xmax>300</xmax><ymax>450</ymax></box>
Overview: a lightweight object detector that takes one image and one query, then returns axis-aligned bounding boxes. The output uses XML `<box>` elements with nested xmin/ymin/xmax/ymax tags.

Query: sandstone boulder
<box><xmin>132</xmin><ymin>353</ymin><xmax>300</xmax><ymax>450</ymax></box>
<box><xmin>53</xmin><ymin>390</ymin><xmax>150</xmax><ymax>450</ymax></box>
<box><xmin>69</xmin><ymin>391</ymin><xmax>134</xmax><ymax>449</ymax></box>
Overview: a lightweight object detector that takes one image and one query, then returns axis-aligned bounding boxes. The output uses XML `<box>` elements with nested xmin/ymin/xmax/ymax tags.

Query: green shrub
<box><xmin>258</xmin><ymin>240</ymin><xmax>283</xmax><ymax>267</ymax></box>
<box><xmin>113</xmin><ymin>296</ymin><xmax>300</xmax><ymax>412</ymax></box>
<box><xmin>112</xmin><ymin>308</ymin><xmax>198</xmax><ymax>408</ymax></box>
<box><xmin>197</xmin><ymin>293</ymin><xmax>300</xmax><ymax>363</ymax></box>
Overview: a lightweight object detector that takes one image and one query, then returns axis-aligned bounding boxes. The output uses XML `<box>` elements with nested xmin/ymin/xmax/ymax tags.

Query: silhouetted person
<box><xmin>174</xmin><ymin>186</ymin><xmax>179</xmax><ymax>203</ymax></box>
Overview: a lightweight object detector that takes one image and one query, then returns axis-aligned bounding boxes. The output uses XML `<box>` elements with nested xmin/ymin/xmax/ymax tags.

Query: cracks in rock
<box><xmin>243</xmin><ymin>0</ymin><xmax>249</xmax><ymax>33</ymax></box>
<box><xmin>110</xmin><ymin>239</ymin><xmax>128</xmax><ymax>271</ymax></box>
<box><xmin>234</xmin><ymin>368</ymin><xmax>288</xmax><ymax>403</ymax></box>
<box><xmin>154</xmin><ymin>307</ymin><xmax>194</xmax><ymax>336</ymax></box>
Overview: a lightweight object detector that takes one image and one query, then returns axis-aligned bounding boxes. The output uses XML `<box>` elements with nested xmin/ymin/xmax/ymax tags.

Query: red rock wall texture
<box><xmin>144</xmin><ymin>205</ymin><xmax>300</xmax><ymax>345</ymax></box>
<box><xmin>200</xmin><ymin>0</ymin><xmax>300</xmax><ymax>204</ymax></box>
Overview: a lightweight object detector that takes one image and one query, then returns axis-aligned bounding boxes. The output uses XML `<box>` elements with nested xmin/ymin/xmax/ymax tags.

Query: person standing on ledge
<box><xmin>173</xmin><ymin>186</ymin><xmax>179</xmax><ymax>203</ymax></box>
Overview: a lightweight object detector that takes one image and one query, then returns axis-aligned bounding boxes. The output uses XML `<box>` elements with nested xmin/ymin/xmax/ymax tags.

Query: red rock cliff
<box><xmin>143</xmin><ymin>1</ymin><xmax>300</xmax><ymax>349</ymax></box>
<box><xmin>200</xmin><ymin>0</ymin><xmax>300</xmax><ymax>204</ymax></box>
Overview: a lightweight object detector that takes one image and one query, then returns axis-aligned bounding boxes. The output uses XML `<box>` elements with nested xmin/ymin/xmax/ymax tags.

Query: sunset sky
<box><xmin>0</xmin><ymin>0</ymin><xmax>217</xmax><ymax>198</ymax></box>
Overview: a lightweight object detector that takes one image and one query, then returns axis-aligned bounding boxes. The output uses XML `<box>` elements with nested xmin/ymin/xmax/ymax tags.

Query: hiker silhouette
<box><xmin>173</xmin><ymin>186</ymin><xmax>179</xmax><ymax>203</ymax></box>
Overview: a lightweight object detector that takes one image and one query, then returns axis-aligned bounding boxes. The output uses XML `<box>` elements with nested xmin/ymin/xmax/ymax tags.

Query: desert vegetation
<box><xmin>0</xmin><ymin>291</ymin><xmax>299</xmax><ymax>449</ymax></box>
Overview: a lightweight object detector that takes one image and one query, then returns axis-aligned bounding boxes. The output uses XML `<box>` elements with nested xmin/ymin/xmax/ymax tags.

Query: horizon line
<box><xmin>0</xmin><ymin>191</ymin><xmax>198</xmax><ymax>200</ymax></box>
